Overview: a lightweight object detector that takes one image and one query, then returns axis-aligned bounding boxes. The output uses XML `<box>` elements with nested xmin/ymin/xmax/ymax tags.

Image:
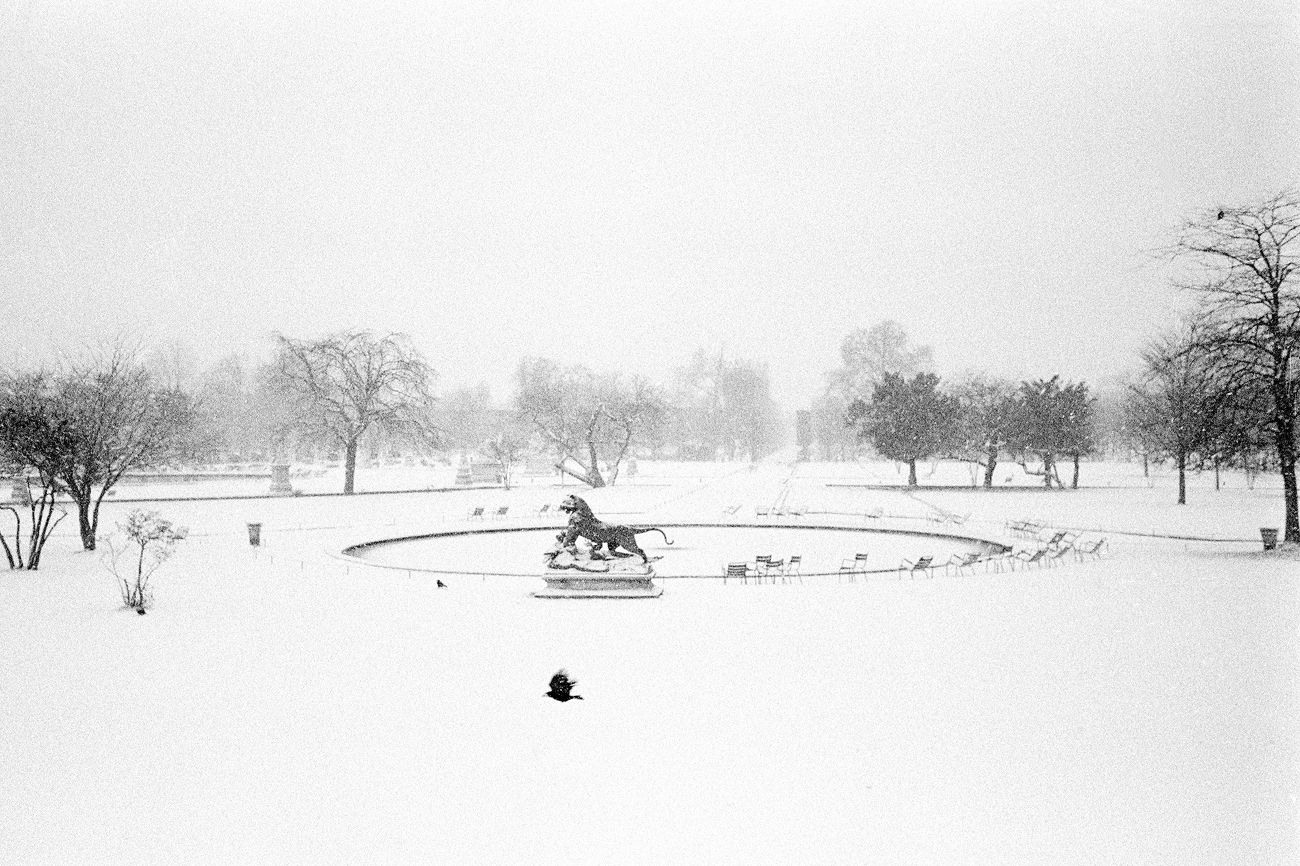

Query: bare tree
<box><xmin>0</xmin><ymin>350</ymin><xmax>197</xmax><ymax>551</ymax></box>
<box><xmin>514</xmin><ymin>358</ymin><xmax>666</xmax><ymax>488</ymax></box>
<box><xmin>1130</xmin><ymin>320</ymin><xmax>1235</xmax><ymax>504</ymax></box>
<box><xmin>483</xmin><ymin>428</ymin><xmax>529</xmax><ymax>490</ymax></box>
<box><xmin>0</xmin><ymin>476</ymin><xmax>65</xmax><ymax>571</ymax></box>
<box><xmin>828</xmin><ymin>321</ymin><xmax>935</xmax><ymax>402</ymax></box>
<box><xmin>1166</xmin><ymin>190</ymin><xmax>1300</xmax><ymax>541</ymax></box>
<box><xmin>270</xmin><ymin>331</ymin><xmax>437</xmax><ymax>494</ymax></box>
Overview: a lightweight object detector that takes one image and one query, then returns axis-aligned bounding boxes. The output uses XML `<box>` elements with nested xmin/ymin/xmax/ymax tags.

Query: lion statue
<box><xmin>555</xmin><ymin>494</ymin><xmax>673</xmax><ymax>564</ymax></box>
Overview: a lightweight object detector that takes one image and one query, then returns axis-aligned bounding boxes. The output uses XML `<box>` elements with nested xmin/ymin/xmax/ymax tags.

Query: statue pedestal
<box><xmin>533</xmin><ymin>574</ymin><xmax>663</xmax><ymax>599</ymax></box>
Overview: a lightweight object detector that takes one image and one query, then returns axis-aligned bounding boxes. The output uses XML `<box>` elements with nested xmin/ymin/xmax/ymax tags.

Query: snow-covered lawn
<box><xmin>1</xmin><ymin>460</ymin><xmax>1295</xmax><ymax>864</ymax></box>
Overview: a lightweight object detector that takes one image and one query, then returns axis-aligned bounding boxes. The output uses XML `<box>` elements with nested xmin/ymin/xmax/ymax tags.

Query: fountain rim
<box><xmin>338</xmin><ymin>522</ymin><xmax>1011</xmax><ymax>578</ymax></box>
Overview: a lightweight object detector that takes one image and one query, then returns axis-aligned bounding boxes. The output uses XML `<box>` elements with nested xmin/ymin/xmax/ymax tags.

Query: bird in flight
<box><xmin>546</xmin><ymin>669</ymin><xmax>583</xmax><ymax>702</ymax></box>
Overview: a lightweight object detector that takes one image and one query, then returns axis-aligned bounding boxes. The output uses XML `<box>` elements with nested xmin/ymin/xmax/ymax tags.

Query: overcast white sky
<box><xmin>2</xmin><ymin>0</ymin><xmax>1297</xmax><ymax>407</ymax></box>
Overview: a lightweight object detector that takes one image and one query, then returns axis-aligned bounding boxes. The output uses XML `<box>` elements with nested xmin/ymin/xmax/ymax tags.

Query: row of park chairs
<box><xmin>723</xmin><ymin>555</ymin><xmax>803</xmax><ymax>584</ymax></box>
<box><xmin>721</xmin><ymin>535</ymin><xmax>1107</xmax><ymax>585</ymax></box>
<box><xmin>467</xmin><ymin>503</ymin><xmax>566</xmax><ymax>520</ymax></box>
<box><xmin>904</xmin><ymin>533</ymin><xmax>1109</xmax><ymax>579</ymax></box>
<box><xmin>988</xmin><ymin>532</ymin><xmax>1109</xmax><ymax>572</ymax></box>
<box><xmin>754</xmin><ymin>504</ymin><xmax>809</xmax><ymax>518</ymax></box>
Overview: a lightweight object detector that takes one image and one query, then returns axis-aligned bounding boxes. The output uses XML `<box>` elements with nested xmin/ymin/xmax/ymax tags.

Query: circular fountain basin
<box><xmin>344</xmin><ymin>524</ymin><xmax>1003</xmax><ymax>578</ymax></box>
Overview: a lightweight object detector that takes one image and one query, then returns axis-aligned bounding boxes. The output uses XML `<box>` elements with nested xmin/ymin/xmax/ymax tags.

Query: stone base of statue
<box><xmin>533</xmin><ymin>545</ymin><xmax>663</xmax><ymax>598</ymax></box>
<box><xmin>533</xmin><ymin>574</ymin><xmax>663</xmax><ymax>599</ymax></box>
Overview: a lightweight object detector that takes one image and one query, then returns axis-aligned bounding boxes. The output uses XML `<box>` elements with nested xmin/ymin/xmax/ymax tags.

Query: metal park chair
<box><xmin>1074</xmin><ymin>538</ymin><xmax>1109</xmax><ymax>561</ymax></box>
<box><xmin>1012</xmin><ymin>548</ymin><xmax>1048</xmax><ymax>570</ymax></box>
<box><xmin>494</xmin><ymin>506</ymin><xmax>509</xmax><ymax>519</ymax></box>
<box><xmin>944</xmin><ymin>551</ymin><xmax>983</xmax><ymax>576</ymax></box>
<box><xmin>765</xmin><ymin>558</ymin><xmax>785</xmax><ymax>582</ymax></box>
<box><xmin>1007</xmin><ymin>519</ymin><xmax>1044</xmax><ymax>538</ymax></box>
<box><xmin>898</xmin><ymin>555</ymin><xmax>935</xmax><ymax>579</ymax></box>
<box><xmin>782</xmin><ymin>555</ymin><xmax>803</xmax><ymax>584</ymax></box>
<box><xmin>986</xmin><ymin>550</ymin><xmax>1015</xmax><ymax>573</ymax></box>
<box><xmin>1043</xmin><ymin>545</ymin><xmax>1074</xmax><ymax>568</ymax></box>
<box><xmin>840</xmin><ymin>552</ymin><xmax>870</xmax><ymax>574</ymax></box>
<box><xmin>723</xmin><ymin>562</ymin><xmax>753</xmax><ymax>585</ymax></box>
<box><xmin>754</xmin><ymin>555</ymin><xmax>773</xmax><ymax>582</ymax></box>
<box><xmin>467</xmin><ymin>506</ymin><xmax>485</xmax><ymax>520</ymax></box>
<box><xmin>536</xmin><ymin>503</ymin><xmax>551</xmax><ymax>518</ymax></box>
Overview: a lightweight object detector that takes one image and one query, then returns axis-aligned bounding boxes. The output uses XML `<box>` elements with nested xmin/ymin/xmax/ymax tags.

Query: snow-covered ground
<box><xmin>1</xmin><ymin>459</ymin><xmax>1295</xmax><ymax>864</ymax></box>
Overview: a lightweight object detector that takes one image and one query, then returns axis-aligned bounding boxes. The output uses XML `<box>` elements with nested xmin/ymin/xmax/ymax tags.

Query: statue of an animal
<box><xmin>556</xmin><ymin>494</ymin><xmax>673</xmax><ymax>563</ymax></box>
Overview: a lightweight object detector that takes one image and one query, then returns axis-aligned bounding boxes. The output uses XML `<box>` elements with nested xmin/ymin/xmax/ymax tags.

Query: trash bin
<box><xmin>247</xmin><ymin>523</ymin><xmax>262</xmax><ymax>547</ymax></box>
<box><xmin>1260</xmin><ymin>528</ymin><xmax>1279</xmax><ymax>551</ymax></box>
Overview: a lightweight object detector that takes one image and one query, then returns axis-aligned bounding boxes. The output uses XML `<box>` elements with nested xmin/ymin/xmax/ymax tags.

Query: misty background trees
<box><xmin>0</xmin><ymin>188</ymin><xmax>1294</xmax><ymax>555</ymax></box>
<box><xmin>269</xmin><ymin>330</ymin><xmax>438</xmax><ymax>494</ymax></box>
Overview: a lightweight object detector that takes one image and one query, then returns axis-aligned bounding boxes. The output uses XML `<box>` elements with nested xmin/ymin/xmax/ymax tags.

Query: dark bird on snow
<box><xmin>546</xmin><ymin>669</ymin><xmax>583</xmax><ymax>702</ymax></box>
<box><xmin>1217</xmin><ymin>210</ymin><xmax>1225</xmax><ymax>220</ymax></box>
<box><xmin>136</xmin><ymin>608</ymin><xmax>147</xmax><ymax>616</ymax></box>
<box><xmin>436</xmin><ymin>580</ymin><xmax>448</xmax><ymax>588</ymax></box>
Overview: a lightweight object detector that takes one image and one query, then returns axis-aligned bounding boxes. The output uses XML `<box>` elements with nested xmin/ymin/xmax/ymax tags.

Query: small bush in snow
<box><xmin>102</xmin><ymin>510</ymin><xmax>188</xmax><ymax>611</ymax></box>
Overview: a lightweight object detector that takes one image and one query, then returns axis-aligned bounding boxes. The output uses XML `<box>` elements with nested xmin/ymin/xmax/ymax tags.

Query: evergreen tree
<box><xmin>848</xmin><ymin>373</ymin><xmax>960</xmax><ymax>487</ymax></box>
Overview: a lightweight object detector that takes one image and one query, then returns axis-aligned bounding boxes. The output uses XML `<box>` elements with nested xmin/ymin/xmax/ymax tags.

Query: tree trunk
<box><xmin>907</xmin><ymin>460</ymin><xmax>917</xmax><ymax>487</ymax></box>
<box><xmin>1213</xmin><ymin>458</ymin><xmax>1220</xmax><ymax>491</ymax></box>
<box><xmin>1176</xmin><ymin>448</ymin><xmax>1186</xmax><ymax>505</ymax></box>
<box><xmin>1042</xmin><ymin>455</ymin><xmax>1054</xmax><ymax>488</ymax></box>
<box><xmin>1275</xmin><ymin>411</ymin><xmax>1298</xmax><ymax>543</ymax></box>
<box><xmin>343</xmin><ymin>438</ymin><xmax>358</xmax><ymax>494</ymax></box>
<box><xmin>1142</xmin><ymin>453</ymin><xmax>1149</xmax><ymax>477</ymax></box>
<box><xmin>77</xmin><ymin>496</ymin><xmax>96</xmax><ymax>550</ymax></box>
<box><xmin>1071</xmin><ymin>454</ymin><xmax>1080</xmax><ymax>489</ymax></box>
<box><xmin>585</xmin><ymin>439</ymin><xmax>606</xmax><ymax>488</ymax></box>
<box><xmin>983</xmin><ymin>446</ymin><xmax>997</xmax><ymax>489</ymax></box>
